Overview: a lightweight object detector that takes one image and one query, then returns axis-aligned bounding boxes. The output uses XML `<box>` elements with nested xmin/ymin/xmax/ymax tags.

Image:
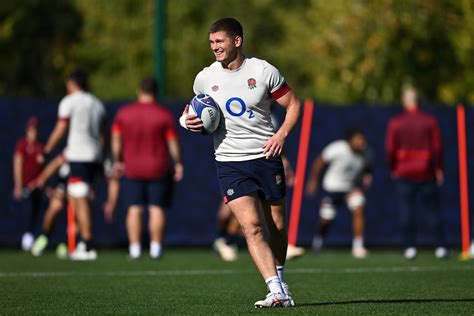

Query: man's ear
<box><xmin>234</xmin><ymin>35</ymin><xmax>243</xmax><ymax>48</ymax></box>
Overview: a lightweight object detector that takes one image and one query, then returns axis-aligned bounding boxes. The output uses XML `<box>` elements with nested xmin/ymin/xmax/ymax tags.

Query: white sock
<box><xmin>21</xmin><ymin>232</ymin><xmax>34</xmax><ymax>251</ymax></box>
<box><xmin>150</xmin><ymin>241</ymin><xmax>162</xmax><ymax>258</ymax></box>
<box><xmin>276</xmin><ymin>265</ymin><xmax>285</xmax><ymax>284</ymax></box>
<box><xmin>312</xmin><ymin>236</ymin><xmax>323</xmax><ymax>250</ymax></box>
<box><xmin>265</xmin><ymin>276</ymin><xmax>284</xmax><ymax>294</ymax></box>
<box><xmin>352</xmin><ymin>237</ymin><xmax>364</xmax><ymax>249</ymax></box>
<box><xmin>129</xmin><ymin>243</ymin><xmax>141</xmax><ymax>259</ymax></box>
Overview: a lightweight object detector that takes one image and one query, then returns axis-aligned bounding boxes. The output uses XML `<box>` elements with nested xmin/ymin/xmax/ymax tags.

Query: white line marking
<box><xmin>0</xmin><ymin>266</ymin><xmax>473</xmax><ymax>278</ymax></box>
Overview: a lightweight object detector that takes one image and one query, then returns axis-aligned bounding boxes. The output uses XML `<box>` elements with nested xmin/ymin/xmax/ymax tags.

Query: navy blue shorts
<box><xmin>216</xmin><ymin>157</ymin><xmax>286</xmax><ymax>203</ymax></box>
<box><xmin>69</xmin><ymin>162</ymin><xmax>101</xmax><ymax>184</ymax></box>
<box><xmin>123</xmin><ymin>175</ymin><xmax>173</xmax><ymax>208</ymax></box>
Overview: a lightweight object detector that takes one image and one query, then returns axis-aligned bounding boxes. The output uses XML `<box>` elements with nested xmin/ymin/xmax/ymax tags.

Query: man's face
<box><xmin>26</xmin><ymin>126</ymin><xmax>37</xmax><ymax>141</ymax></box>
<box><xmin>402</xmin><ymin>89</ymin><xmax>418</xmax><ymax>110</ymax></box>
<box><xmin>349</xmin><ymin>134</ymin><xmax>367</xmax><ymax>153</ymax></box>
<box><xmin>209</xmin><ymin>31</ymin><xmax>240</xmax><ymax>63</ymax></box>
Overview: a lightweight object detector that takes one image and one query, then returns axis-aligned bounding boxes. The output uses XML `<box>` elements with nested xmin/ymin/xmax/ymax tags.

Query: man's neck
<box><xmin>138</xmin><ymin>95</ymin><xmax>155</xmax><ymax>103</ymax></box>
<box><xmin>221</xmin><ymin>51</ymin><xmax>245</xmax><ymax>70</ymax></box>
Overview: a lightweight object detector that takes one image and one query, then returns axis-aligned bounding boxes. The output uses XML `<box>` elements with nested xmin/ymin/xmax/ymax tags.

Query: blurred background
<box><xmin>0</xmin><ymin>0</ymin><xmax>473</xmax><ymax>249</ymax></box>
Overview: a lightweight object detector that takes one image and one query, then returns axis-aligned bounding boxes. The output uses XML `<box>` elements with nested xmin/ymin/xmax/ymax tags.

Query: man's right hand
<box><xmin>182</xmin><ymin>105</ymin><xmax>203</xmax><ymax>133</ymax></box>
<box><xmin>305</xmin><ymin>180</ymin><xmax>318</xmax><ymax>197</ymax></box>
<box><xmin>13</xmin><ymin>185</ymin><xmax>22</xmax><ymax>200</ymax></box>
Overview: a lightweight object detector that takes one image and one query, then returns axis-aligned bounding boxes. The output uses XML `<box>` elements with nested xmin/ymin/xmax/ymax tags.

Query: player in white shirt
<box><xmin>180</xmin><ymin>18</ymin><xmax>301</xmax><ymax>308</ymax></box>
<box><xmin>306</xmin><ymin>129</ymin><xmax>372</xmax><ymax>259</ymax></box>
<box><xmin>43</xmin><ymin>70</ymin><xmax>105</xmax><ymax>260</ymax></box>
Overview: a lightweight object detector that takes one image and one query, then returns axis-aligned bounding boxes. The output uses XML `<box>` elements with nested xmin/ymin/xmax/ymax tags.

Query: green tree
<box><xmin>0</xmin><ymin>0</ymin><xmax>82</xmax><ymax>97</ymax></box>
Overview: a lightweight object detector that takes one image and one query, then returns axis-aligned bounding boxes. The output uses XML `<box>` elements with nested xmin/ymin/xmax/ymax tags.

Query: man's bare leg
<box><xmin>148</xmin><ymin>205</ymin><xmax>165</xmax><ymax>258</ymax></box>
<box><xmin>127</xmin><ymin>205</ymin><xmax>143</xmax><ymax>259</ymax></box>
<box><xmin>261</xmin><ymin>198</ymin><xmax>287</xmax><ymax>266</ymax></box>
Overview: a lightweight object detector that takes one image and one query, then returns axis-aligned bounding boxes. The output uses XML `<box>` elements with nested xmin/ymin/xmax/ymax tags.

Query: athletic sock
<box><xmin>276</xmin><ymin>265</ymin><xmax>285</xmax><ymax>284</ymax></box>
<box><xmin>352</xmin><ymin>237</ymin><xmax>364</xmax><ymax>249</ymax></box>
<box><xmin>129</xmin><ymin>243</ymin><xmax>141</xmax><ymax>258</ymax></box>
<box><xmin>150</xmin><ymin>241</ymin><xmax>162</xmax><ymax>258</ymax></box>
<box><xmin>312</xmin><ymin>236</ymin><xmax>323</xmax><ymax>250</ymax></box>
<box><xmin>265</xmin><ymin>275</ymin><xmax>284</xmax><ymax>294</ymax></box>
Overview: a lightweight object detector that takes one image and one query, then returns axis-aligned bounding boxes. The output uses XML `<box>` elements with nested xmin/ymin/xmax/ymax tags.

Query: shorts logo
<box><xmin>227</xmin><ymin>189</ymin><xmax>235</xmax><ymax>196</ymax></box>
<box><xmin>275</xmin><ymin>174</ymin><xmax>282</xmax><ymax>185</ymax></box>
<box><xmin>212</xmin><ymin>85</ymin><xmax>219</xmax><ymax>92</ymax></box>
<box><xmin>247</xmin><ymin>78</ymin><xmax>257</xmax><ymax>90</ymax></box>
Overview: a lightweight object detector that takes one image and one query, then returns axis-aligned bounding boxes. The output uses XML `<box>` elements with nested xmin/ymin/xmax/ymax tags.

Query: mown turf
<box><xmin>0</xmin><ymin>248</ymin><xmax>473</xmax><ymax>315</ymax></box>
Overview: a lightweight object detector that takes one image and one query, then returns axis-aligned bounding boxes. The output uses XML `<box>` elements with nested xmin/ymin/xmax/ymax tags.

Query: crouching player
<box><xmin>180</xmin><ymin>18</ymin><xmax>301</xmax><ymax>308</ymax></box>
<box><xmin>306</xmin><ymin>129</ymin><xmax>372</xmax><ymax>259</ymax></box>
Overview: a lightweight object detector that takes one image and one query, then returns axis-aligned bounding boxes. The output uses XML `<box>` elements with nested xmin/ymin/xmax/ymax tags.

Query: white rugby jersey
<box><xmin>58</xmin><ymin>91</ymin><xmax>105</xmax><ymax>162</ymax></box>
<box><xmin>321</xmin><ymin>140</ymin><xmax>366</xmax><ymax>192</ymax></box>
<box><xmin>193</xmin><ymin>57</ymin><xmax>290</xmax><ymax>161</ymax></box>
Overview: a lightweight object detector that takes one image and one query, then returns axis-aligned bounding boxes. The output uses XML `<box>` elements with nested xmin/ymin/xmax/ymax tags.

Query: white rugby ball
<box><xmin>189</xmin><ymin>93</ymin><xmax>221</xmax><ymax>134</ymax></box>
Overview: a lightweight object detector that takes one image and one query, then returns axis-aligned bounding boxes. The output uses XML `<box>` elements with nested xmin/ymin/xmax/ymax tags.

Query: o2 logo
<box><xmin>225</xmin><ymin>97</ymin><xmax>254</xmax><ymax>119</ymax></box>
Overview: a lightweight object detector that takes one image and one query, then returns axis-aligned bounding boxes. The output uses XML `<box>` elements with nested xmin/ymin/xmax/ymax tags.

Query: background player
<box><xmin>112</xmin><ymin>77</ymin><xmax>183</xmax><ymax>260</ymax></box>
<box><xmin>42</xmin><ymin>70</ymin><xmax>105</xmax><ymax>261</ymax></box>
<box><xmin>30</xmin><ymin>154</ymin><xmax>69</xmax><ymax>258</ymax></box>
<box><xmin>180</xmin><ymin>18</ymin><xmax>301</xmax><ymax>308</ymax></box>
<box><xmin>13</xmin><ymin>117</ymin><xmax>44</xmax><ymax>251</ymax></box>
<box><xmin>306</xmin><ymin>128</ymin><xmax>372</xmax><ymax>259</ymax></box>
<box><xmin>386</xmin><ymin>87</ymin><xmax>448</xmax><ymax>260</ymax></box>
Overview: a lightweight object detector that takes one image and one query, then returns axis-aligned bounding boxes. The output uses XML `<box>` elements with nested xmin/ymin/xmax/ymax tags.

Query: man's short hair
<box><xmin>346</xmin><ymin>128</ymin><xmax>365</xmax><ymax>141</ymax></box>
<box><xmin>139</xmin><ymin>77</ymin><xmax>158</xmax><ymax>96</ymax></box>
<box><xmin>68</xmin><ymin>70</ymin><xmax>88</xmax><ymax>91</ymax></box>
<box><xmin>209</xmin><ymin>17</ymin><xmax>243</xmax><ymax>38</ymax></box>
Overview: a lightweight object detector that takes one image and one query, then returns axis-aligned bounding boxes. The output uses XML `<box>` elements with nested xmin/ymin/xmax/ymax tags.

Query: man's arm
<box><xmin>34</xmin><ymin>154</ymin><xmax>65</xmax><ymax>189</ymax></box>
<box><xmin>305</xmin><ymin>156</ymin><xmax>325</xmax><ymax>197</ymax></box>
<box><xmin>432</xmin><ymin>119</ymin><xmax>443</xmax><ymax>185</ymax></box>
<box><xmin>43</xmin><ymin>120</ymin><xmax>68</xmax><ymax>155</ymax></box>
<box><xmin>13</xmin><ymin>151</ymin><xmax>23</xmax><ymax>200</ymax></box>
<box><xmin>263</xmin><ymin>90</ymin><xmax>301</xmax><ymax>159</ymax></box>
<box><xmin>167</xmin><ymin>138</ymin><xmax>184</xmax><ymax>182</ymax></box>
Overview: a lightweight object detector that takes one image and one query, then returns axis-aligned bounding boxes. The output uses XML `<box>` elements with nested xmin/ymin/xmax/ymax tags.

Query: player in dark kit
<box><xmin>112</xmin><ymin>77</ymin><xmax>183</xmax><ymax>260</ymax></box>
<box><xmin>386</xmin><ymin>87</ymin><xmax>448</xmax><ymax>260</ymax></box>
<box><xmin>13</xmin><ymin>117</ymin><xmax>44</xmax><ymax>251</ymax></box>
<box><xmin>180</xmin><ymin>18</ymin><xmax>301</xmax><ymax>308</ymax></box>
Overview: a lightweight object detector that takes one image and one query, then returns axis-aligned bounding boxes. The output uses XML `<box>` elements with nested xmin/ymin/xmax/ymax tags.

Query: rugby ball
<box><xmin>189</xmin><ymin>93</ymin><xmax>220</xmax><ymax>133</ymax></box>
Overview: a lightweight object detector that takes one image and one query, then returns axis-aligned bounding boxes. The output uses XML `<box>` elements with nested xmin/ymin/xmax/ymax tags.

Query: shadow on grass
<box><xmin>299</xmin><ymin>298</ymin><xmax>474</xmax><ymax>307</ymax></box>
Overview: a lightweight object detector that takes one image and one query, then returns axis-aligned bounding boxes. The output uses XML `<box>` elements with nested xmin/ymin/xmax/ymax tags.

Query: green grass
<box><xmin>0</xmin><ymin>248</ymin><xmax>473</xmax><ymax>315</ymax></box>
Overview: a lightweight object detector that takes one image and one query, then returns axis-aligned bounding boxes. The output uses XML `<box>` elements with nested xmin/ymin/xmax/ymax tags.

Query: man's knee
<box><xmin>241</xmin><ymin>222</ymin><xmax>264</xmax><ymax>240</ymax></box>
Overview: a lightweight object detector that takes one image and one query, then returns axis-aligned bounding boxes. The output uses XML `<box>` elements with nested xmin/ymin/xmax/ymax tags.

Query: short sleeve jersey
<box><xmin>112</xmin><ymin>101</ymin><xmax>177</xmax><ymax>180</ymax></box>
<box><xmin>193</xmin><ymin>57</ymin><xmax>290</xmax><ymax>162</ymax></box>
<box><xmin>58</xmin><ymin>91</ymin><xmax>105</xmax><ymax>162</ymax></box>
<box><xmin>321</xmin><ymin>140</ymin><xmax>366</xmax><ymax>192</ymax></box>
<box><xmin>14</xmin><ymin>138</ymin><xmax>43</xmax><ymax>185</ymax></box>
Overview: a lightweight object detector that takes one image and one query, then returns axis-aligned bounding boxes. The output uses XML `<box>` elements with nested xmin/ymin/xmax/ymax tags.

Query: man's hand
<box><xmin>263</xmin><ymin>132</ymin><xmax>285</xmax><ymax>159</ymax></box>
<box><xmin>436</xmin><ymin>169</ymin><xmax>444</xmax><ymax>186</ymax></box>
<box><xmin>173</xmin><ymin>163</ymin><xmax>184</xmax><ymax>182</ymax></box>
<box><xmin>305</xmin><ymin>179</ymin><xmax>318</xmax><ymax>197</ymax></box>
<box><xmin>182</xmin><ymin>105</ymin><xmax>203</xmax><ymax>133</ymax></box>
<box><xmin>13</xmin><ymin>185</ymin><xmax>22</xmax><ymax>200</ymax></box>
<box><xmin>112</xmin><ymin>162</ymin><xmax>125</xmax><ymax>178</ymax></box>
<box><xmin>103</xmin><ymin>201</ymin><xmax>115</xmax><ymax>223</ymax></box>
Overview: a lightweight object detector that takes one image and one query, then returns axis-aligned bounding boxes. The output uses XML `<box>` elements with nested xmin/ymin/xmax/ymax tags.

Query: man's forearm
<box><xmin>167</xmin><ymin>139</ymin><xmax>182</xmax><ymax>165</ymax></box>
<box><xmin>277</xmin><ymin>96</ymin><xmax>301</xmax><ymax>139</ymax></box>
<box><xmin>111</xmin><ymin>134</ymin><xmax>122</xmax><ymax>162</ymax></box>
<box><xmin>13</xmin><ymin>154</ymin><xmax>23</xmax><ymax>188</ymax></box>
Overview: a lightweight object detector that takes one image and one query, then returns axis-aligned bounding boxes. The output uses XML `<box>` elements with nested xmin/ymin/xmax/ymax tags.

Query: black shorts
<box><xmin>69</xmin><ymin>162</ymin><xmax>101</xmax><ymax>184</ymax></box>
<box><xmin>123</xmin><ymin>175</ymin><xmax>173</xmax><ymax>208</ymax></box>
<box><xmin>216</xmin><ymin>157</ymin><xmax>286</xmax><ymax>203</ymax></box>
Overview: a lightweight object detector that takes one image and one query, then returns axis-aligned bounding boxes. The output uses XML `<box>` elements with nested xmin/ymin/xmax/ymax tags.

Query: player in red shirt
<box><xmin>386</xmin><ymin>87</ymin><xmax>447</xmax><ymax>260</ymax></box>
<box><xmin>13</xmin><ymin>117</ymin><xmax>44</xmax><ymax>251</ymax></box>
<box><xmin>111</xmin><ymin>77</ymin><xmax>183</xmax><ymax>260</ymax></box>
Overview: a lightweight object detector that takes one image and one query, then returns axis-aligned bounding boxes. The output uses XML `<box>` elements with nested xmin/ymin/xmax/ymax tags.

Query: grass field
<box><xmin>0</xmin><ymin>248</ymin><xmax>473</xmax><ymax>315</ymax></box>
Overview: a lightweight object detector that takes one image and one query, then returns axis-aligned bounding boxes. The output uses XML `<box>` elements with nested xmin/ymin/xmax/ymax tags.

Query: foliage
<box><xmin>1</xmin><ymin>0</ymin><xmax>474</xmax><ymax>104</ymax></box>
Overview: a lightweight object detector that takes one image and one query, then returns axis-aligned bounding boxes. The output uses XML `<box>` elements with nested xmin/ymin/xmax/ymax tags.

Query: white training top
<box><xmin>193</xmin><ymin>57</ymin><xmax>289</xmax><ymax>162</ymax></box>
<box><xmin>321</xmin><ymin>140</ymin><xmax>366</xmax><ymax>192</ymax></box>
<box><xmin>58</xmin><ymin>91</ymin><xmax>105</xmax><ymax>162</ymax></box>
